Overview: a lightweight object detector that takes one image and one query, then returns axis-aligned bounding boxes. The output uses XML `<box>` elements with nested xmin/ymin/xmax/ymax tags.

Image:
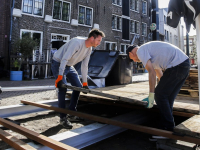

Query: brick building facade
<box><xmin>0</xmin><ymin>0</ymin><xmax>11</xmax><ymax>70</ymax></box>
<box><xmin>10</xmin><ymin>0</ymin><xmax>150</xmax><ymax>67</ymax></box>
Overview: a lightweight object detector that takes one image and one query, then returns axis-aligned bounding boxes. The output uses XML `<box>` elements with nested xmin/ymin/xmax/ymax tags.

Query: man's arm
<box><xmin>145</xmin><ymin>60</ymin><xmax>156</xmax><ymax>93</ymax></box>
<box><xmin>81</xmin><ymin>54</ymin><xmax>90</xmax><ymax>83</ymax></box>
<box><xmin>155</xmin><ymin>69</ymin><xmax>163</xmax><ymax>81</ymax></box>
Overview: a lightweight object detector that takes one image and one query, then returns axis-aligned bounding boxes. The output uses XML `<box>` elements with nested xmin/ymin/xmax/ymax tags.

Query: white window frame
<box><xmin>112</xmin><ymin>0</ymin><xmax>122</xmax><ymax>7</ymax></box>
<box><xmin>21</xmin><ymin>0</ymin><xmax>45</xmax><ymax>18</ymax></box>
<box><xmin>112</xmin><ymin>14</ymin><xmax>122</xmax><ymax>31</ymax></box>
<box><xmin>78</xmin><ymin>5</ymin><xmax>93</xmax><ymax>27</ymax></box>
<box><xmin>130</xmin><ymin>0</ymin><xmax>139</xmax><ymax>13</ymax></box>
<box><xmin>52</xmin><ymin>0</ymin><xmax>71</xmax><ymax>23</ymax></box>
<box><xmin>20</xmin><ymin>29</ymin><xmax>43</xmax><ymax>54</ymax></box>
<box><xmin>142</xmin><ymin>1</ymin><xmax>147</xmax><ymax>15</ymax></box>
<box><xmin>51</xmin><ymin>33</ymin><xmax>70</xmax><ymax>42</ymax></box>
<box><xmin>130</xmin><ymin>20</ymin><xmax>140</xmax><ymax>35</ymax></box>
<box><xmin>105</xmin><ymin>41</ymin><xmax>117</xmax><ymax>50</ymax></box>
<box><xmin>142</xmin><ymin>22</ymin><xmax>147</xmax><ymax>36</ymax></box>
<box><xmin>121</xmin><ymin>44</ymin><xmax>129</xmax><ymax>54</ymax></box>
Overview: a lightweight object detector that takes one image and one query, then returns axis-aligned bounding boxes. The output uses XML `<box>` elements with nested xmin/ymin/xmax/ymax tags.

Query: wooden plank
<box><xmin>70</xmin><ymin>81</ymin><xmax>199</xmax><ymax>114</ymax></box>
<box><xmin>0</xmin><ymin>128</ymin><xmax>36</xmax><ymax>150</ymax></box>
<box><xmin>174</xmin><ymin>115</ymin><xmax>200</xmax><ymax>139</ymax></box>
<box><xmin>20</xmin><ymin>100</ymin><xmax>200</xmax><ymax>144</ymax></box>
<box><xmin>0</xmin><ymin>117</ymin><xmax>78</xmax><ymax>150</ymax></box>
<box><xmin>64</xmin><ymin>84</ymin><xmax>146</xmax><ymax>106</ymax></box>
<box><xmin>189</xmin><ymin>91</ymin><xmax>199</xmax><ymax>97</ymax></box>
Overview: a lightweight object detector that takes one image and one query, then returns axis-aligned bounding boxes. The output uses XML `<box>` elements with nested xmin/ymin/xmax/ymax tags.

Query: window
<box><xmin>121</xmin><ymin>44</ymin><xmax>129</xmax><ymax>53</ymax></box>
<box><xmin>167</xmin><ymin>31</ymin><xmax>169</xmax><ymax>41</ymax></box>
<box><xmin>105</xmin><ymin>42</ymin><xmax>117</xmax><ymax>50</ymax></box>
<box><xmin>53</xmin><ymin>0</ymin><xmax>71</xmax><ymax>22</ymax></box>
<box><xmin>174</xmin><ymin>35</ymin><xmax>178</xmax><ymax>46</ymax></box>
<box><xmin>112</xmin><ymin>0</ymin><xmax>122</xmax><ymax>6</ymax></box>
<box><xmin>112</xmin><ymin>15</ymin><xmax>122</xmax><ymax>30</ymax></box>
<box><xmin>130</xmin><ymin>20</ymin><xmax>140</xmax><ymax>34</ymax></box>
<box><xmin>130</xmin><ymin>0</ymin><xmax>139</xmax><ymax>12</ymax></box>
<box><xmin>142</xmin><ymin>1</ymin><xmax>147</xmax><ymax>15</ymax></box>
<box><xmin>22</xmin><ymin>0</ymin><xmax>44</xmax><ymax>16</ymax></box>
<box><xmin>164</xmin><ymin>16</ymin><xmax>167</xmax><ymax>24</ymax></box>
<box><xmin>142</xmin><ymin>23</ymin><xmax>147</xmax><ymax>36</ymax></box>
<box><xmin>78</xmin><ymin>5</ymin><xmax>93</xmax><ymax>26</ymax></box>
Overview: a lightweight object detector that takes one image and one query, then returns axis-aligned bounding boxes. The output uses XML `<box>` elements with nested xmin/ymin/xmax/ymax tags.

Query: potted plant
<box><xmin>12</xmin><ymin>59</ymin><xmax>21</xmax><ymax>71</ymax></box>
<box><xmin>12</xmin><ymin>36</ymin><xmax>37</xmax><ymax>80</ymax></box>
<box><xmin>10</xmin><ymin>59</ymin><xmax>23</xmax><ymax>81</ymax></box>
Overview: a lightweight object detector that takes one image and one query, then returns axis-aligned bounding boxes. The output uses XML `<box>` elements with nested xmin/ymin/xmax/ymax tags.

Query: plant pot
<box><xmin>10</xmin><ymin>71</ymin><xmax>23</xmax><ymax>81</ymax></box>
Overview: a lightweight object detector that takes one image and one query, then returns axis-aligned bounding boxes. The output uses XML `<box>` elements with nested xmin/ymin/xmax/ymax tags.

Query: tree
<box><xmin>13</xmin><ymin>36</ymin><xmax>38</xmax><ymax>58</ymax></box>
<box><xmin>13</xmin><ymin>36</ymin><xmax>38</xmax><ymax>78</ymax></box>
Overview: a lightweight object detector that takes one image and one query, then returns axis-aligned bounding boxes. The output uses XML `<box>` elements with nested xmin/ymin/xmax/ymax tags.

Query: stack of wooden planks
<box><xmin>179</xmin><ymin>69</ymin><xmax>199</xmax><ymax>97</ymax></box>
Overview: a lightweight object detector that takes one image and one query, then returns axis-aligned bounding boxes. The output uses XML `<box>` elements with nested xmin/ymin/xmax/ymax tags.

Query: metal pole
<box><xmin>186</xmin><ymin>32</ymin><xmax>190</xmax><ymax>56</ymax></box>
<box><xmin>196</xmin><ymin>14</ymin><xmax>200</xmax><ymax>114</ymax></box>
<box><xmin>0</xmin><ymin>86</ymin><xmax>55</xmax><ymax>92</ymax></box>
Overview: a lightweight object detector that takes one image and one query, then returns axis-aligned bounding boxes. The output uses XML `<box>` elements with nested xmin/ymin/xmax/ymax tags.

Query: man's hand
<box><xmin>82</xmin><ymin>82</ymin><xmax>89</xmax><ymax>94</ymax></box>
<box><xmin>55</xmin><ymin>75</ymin><xmax>63</xmax><ymax>88</ymax></box>
<box><xmin>142</xmin><ymin>93</ymin><xmax>155</xmax><ymax>108</ymax></box>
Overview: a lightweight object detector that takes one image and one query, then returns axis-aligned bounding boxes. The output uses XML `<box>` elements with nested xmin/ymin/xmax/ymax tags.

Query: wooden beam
<box><xmin>21</xmin><ymin>100</ymin><xmax>200</xmax><ymax>145</ymax></box>
<box><xmin>0</xmin><ymin>128</ymin><xmax>36</xmax><ymax>150</ymax></box>
<box><xmin>0</xmin><ymin>117</ymin><xmax>78</xmax><ymax>150</ymax></box>
<box><xmin>62</xmin><ymin>84</ymin><xmax>146</xmax><ymax>106</ymax></box>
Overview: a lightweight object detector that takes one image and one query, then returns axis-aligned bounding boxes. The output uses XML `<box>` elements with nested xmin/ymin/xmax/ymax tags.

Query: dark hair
<box><xmin>126</xmin><ymin>45</ymin><xmax>138</xmax><ymax>62</ymax></box>
<box><xmin>88</xmin><ymin>29</ymin><xmax>105</xmax><ymax>39</ymax></box>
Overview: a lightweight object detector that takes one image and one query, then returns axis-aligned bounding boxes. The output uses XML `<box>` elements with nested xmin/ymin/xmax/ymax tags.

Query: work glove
<box><xmin>142</xmin><ymin>93</ymin><xmax>155</xmax><ymax>108</ymax></box>
<box><xmin>82</xmin><ymin>82</ymin><xmax>89</xmax><ymax>94</ymax></box>
<box><xmin>55</xmin><ymin>75</ymin><xmax>63</xmax><ymax>88</ymax></box>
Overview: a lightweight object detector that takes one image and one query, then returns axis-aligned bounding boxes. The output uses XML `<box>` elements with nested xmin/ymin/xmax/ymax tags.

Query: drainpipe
<box><xmin>8</xmin><ymin>0</ymin><xmax>15</xmax><ymax>71</ymax></box>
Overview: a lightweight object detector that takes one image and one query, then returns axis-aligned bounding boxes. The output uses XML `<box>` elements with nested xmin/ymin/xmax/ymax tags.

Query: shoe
<box><xmin>60</xmin><ymin>117</ymin><xmax>73</xmax><ymax>129</ymax></box>
<box><xmin>68</xmin><ymin>115</ymin><xmax>84</xmax><ymax>122</ymax></box>
<box><xmin>149</xmin><ymin>135</ymin><xmax>169</xmax><ymax>141</ymax></box>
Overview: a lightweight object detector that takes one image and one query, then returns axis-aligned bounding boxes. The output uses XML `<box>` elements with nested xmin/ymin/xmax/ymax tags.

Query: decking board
<box><xmin>174</xmin><ymin>115</ymin><xmax>200</xmax><ymax>139</ymax></box>
<box><xmin>73</xmin><ymin>81</ymin><xmax>199</xmax><ymax>114</ymax></box>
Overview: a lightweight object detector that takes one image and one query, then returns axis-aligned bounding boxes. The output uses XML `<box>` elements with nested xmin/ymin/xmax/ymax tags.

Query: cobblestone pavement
<box><xmin>0</xmin><ymin>73</ymin><xmax>149</xmax><ymax>106</ymax></box>
<box><xmin>0</xmin><ymin>79</ymin><xmax>57</xmax><ymax>106</ymax></box>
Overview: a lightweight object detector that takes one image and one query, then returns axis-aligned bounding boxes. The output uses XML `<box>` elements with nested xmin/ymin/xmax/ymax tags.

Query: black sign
<box><xmin>167</xmin><ymin>0</ymin><xmax>200</xmax><ymax>32</ymax></box>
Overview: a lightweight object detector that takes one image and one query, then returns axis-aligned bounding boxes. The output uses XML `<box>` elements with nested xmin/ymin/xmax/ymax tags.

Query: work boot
<box><xmin>68</xmin><ymin>115</ymin><xmax>84</xmax><ymax>122</ymax></box>
<box><xmin>60</xmin><ymin>117</ymin><xmax>73</xmax><ymax>129</ymax></box>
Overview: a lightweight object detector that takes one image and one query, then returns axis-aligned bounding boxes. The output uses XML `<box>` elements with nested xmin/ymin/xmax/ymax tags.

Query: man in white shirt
<box><xmin>127</xmin><ymin>41</ymin><xmax>190</xmax><ymax>136</ymax></box>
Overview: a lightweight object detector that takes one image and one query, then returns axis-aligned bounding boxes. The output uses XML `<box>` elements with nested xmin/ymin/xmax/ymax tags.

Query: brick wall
<box><xmin>12</xmin><ymin>0</ymin><xmax>150</xmax><ymax>53</ymax></box>
<box><xmin>0</xmin><ymin>0</ymin><xmax>10</xmax><ymax>69</ymax></box>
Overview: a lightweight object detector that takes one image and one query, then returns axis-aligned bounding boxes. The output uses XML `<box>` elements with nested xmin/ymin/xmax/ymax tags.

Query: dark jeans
<box><xmin>51</xmin><ymin>60</ymin><xmax>82</xmax><ymax>119</ymax></box>
<box><xmin>155</xmin><ymin>59</ymin><xmax>190</xmax><ymax>131</ymax></box>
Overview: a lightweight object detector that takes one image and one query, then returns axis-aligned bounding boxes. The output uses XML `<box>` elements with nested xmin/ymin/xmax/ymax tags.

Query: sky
<box><xmin>158</xmin><ymin>0</ymin><xmax>196</xmax><ymax>36</ymax></box>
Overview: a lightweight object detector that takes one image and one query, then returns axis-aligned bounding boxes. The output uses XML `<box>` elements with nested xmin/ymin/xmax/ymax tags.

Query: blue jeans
<box><xmin>51</xmin><ymin>60</ymin><xmax>82</xmax><ymax>119</ymax></box>
<box><xmin>155</xmin><ymin>59</ymin><xmax>190</xmax><ymax>131</ymax></box>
